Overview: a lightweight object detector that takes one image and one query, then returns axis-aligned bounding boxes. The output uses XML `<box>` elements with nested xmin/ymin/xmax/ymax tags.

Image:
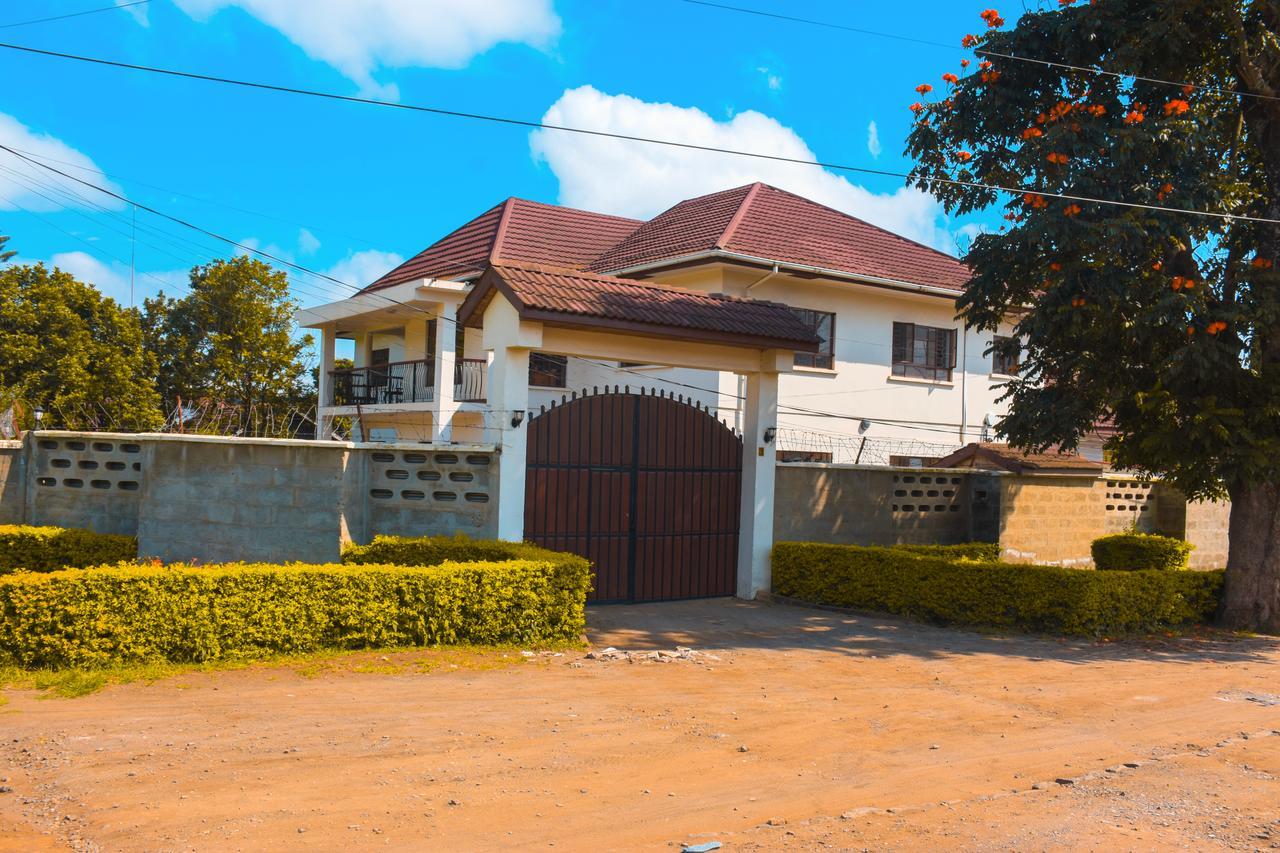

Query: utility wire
<box><xmin>0</xmin><ymin>41</ymin><xmax>1276</xmax><ymax>225</ymax></box>
<box><xmin>678</xmin><ymin>0</ymin><xmax>1280</xmax><ymax>104</ymax></box>
<box><xmin>0</xmin><ymin>0</ymin><xmax>150</xmax><ymax>29</ymax></box>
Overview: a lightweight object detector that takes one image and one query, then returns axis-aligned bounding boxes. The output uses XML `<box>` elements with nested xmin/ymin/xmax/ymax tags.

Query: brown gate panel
<box><xmin>524</xmin><ymin>388</ymin><xmax>743</xmax><ymax>603</ymax></box>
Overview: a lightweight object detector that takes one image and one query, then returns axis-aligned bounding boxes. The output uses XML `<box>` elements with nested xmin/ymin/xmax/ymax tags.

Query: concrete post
<box><xmin>737</xmin><ymin>370</ymin><xmax>779</xmax><ymax>599</ymax></box>
<box><xmin>487</xmin><ymin>345</ymin><xmax>531</xmax><ymax>542</ymax></box>
<box><xmin>432</xmin><ymin>305</ymin><xmax>460</xmax><ymax>443</ymax></box>
<box><xmin>317</xmin><ymin>325</ymin><xmax>336</xmax><ymax>440</ymax></box>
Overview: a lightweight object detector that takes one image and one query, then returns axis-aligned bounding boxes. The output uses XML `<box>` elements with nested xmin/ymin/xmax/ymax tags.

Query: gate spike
<box><xmin>593</xmin><ymin>385</ymin><xmax>599</xmax><ymax>395</ymax></box>
<box><xmin>624</xmin><ymin>384</ymin><xmax>630</xmax><ymax>394</ymax></box>
<box><xmin>570</xmin><ymin>390</ymin><xmax>577</xmax><ymax>400</ymax></box>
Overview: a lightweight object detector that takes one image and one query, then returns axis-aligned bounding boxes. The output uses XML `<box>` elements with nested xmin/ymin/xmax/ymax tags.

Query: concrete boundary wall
<box><xmin>8</xmin><ymin>431</ymin><xmax>498</xmax><ymax>564</ymax></box>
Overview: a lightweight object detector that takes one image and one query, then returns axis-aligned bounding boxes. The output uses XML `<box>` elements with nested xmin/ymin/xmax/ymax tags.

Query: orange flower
<box><xmin>1047</xmin><ymin>152</ymin><xmax>1070</xmax><ymax>165</ymax></box>
<box><xmin>981</xmin><ymin>71</ymin><xmax>1002</xmax><ymax>84</ymax></box>
<box><xmin>909</xmin><ymin>102</ymin><xmax>925</xmax><ymax>113</ymax></box>
<box><xmin>960</xmin><ymin>59</ymin><xmax>971</xmax><ymax>69</ymax></box>
<box><xmin>979</xmin><ymin>60</ymin><xmax>993</xmax><ymax>70</ymax></box>
<box><xmin>1050</xmin><ymin>262</ymin><xmax>1063</xmax><ymax>271</ymax></box>
<box><xmin>1063</xmin><ymin>203</ymin><xmax>1083</xmax><ymax>217</ymax></box>
<box><xmin>1124</xmin><ymin>110</ymin><xmax>1145</xmax><ymax>125</ymax></box>
<box><xmin>1164</xmin><ymin>99</ymin><xmax>1190</xmax><ymax>116</ymax></box>
<box><xmin>1071</xmin><ymin>295</ymin><xmax>1087</xmax><ymax>307</ymax></box>
<box><xmin>1086</xmin><ymin>104</ymin><xmax>1106</xmax><ymax>116</ymax></box>
<box><xmin>916</xmin><ymin>83</ymin><xmax>934</xmax><ymax>95</ymax></box>
<box><xmin>962</xmin><ymin>34</ymin><xmax>979</xmax><ymax>48</ymax></box>
<box><xmin>1152</xmin><ymin>261</ymin><xmax>1163</xmax><ymax>271</ymax></box>
<box><xmin>942</xmin><ymin>72</ymin><xmax>959</xmax><ymax>84</ymax></box>
<box><xmin>1047</xmin><ymin>101</ymin><xmax>1074</xmax><ymax>121</ymax></box>
<box><xmin>1182</xmin><ymin>84</ymin><xmax>1195</xmax><ymax>96</ymax></box>
<box><xmin>1251</xmin><ymin>257</ymin><xmax>1274</xmax><ymax>270</ymax></box>
<box><xmin>980</xmin><ymin>8</ymin><xmax>1005</xmax><ymax>28</ymax></box>
<box><xmin>1022</xmin><ymin>192</ymin><xmax>1048</xmax><ymax>209</ymax></box>
<box><xmin>1021</xmin><ymin>126</ymin><xmax>1044</xmax><ymax>140</ymax></box>
<box><xmin>955</xmin><ymin>150</ymin><xmax>973</xmax><ymax>162</ymax></box>
<box><xmin>1186</xmin><ymin>326</ymin><xmax>1196</xmax><ymax>337</ymax></box>
<box><xmin>1156</xmin><ymin>182</ymin><xmax>1174</xmax><ymax>201</ymax></box>
<box><xmin>1059</xmin><ymin>0</ymin><xmax>1075</xmax><ymax>4</ymax></box>
<box><xmin>1207</xmin><ymin>321</ymin><xmax>1227</xmax><ymax>335</ymax></box>
<box><xmin>1171</xmin><ymin>276</ymin><xmax>1185</xmax><ymax>291</ymax></box>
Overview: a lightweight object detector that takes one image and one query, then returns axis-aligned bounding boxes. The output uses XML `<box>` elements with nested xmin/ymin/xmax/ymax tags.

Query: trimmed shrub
<box><xmin>0</xmin><ymin>525</ymin><xmax>137</xmax><ymax>574</ymax></box>
<box><xmin>1091</xmin><ymin>533</ymin><xmax>1193</xmax><ymax>572</ymax></box>
<box><xmin>0</xmin><ymin>558</ymin><xmax>592</xmax><ymax>668</ymax></box>
<box><xmin>891</xmin><ymin>542</ymin><xmax>1002</xmax><ymax>562</ymax></box>
<box><xmin>773</xmin><ymin>541</ymin><xmax>1222</xmax><ymax>637</ymax></box>
<box><xmin>343</xmin><ymin>534</ymin><xmax>585</xmax><ymax>570</ymax></box>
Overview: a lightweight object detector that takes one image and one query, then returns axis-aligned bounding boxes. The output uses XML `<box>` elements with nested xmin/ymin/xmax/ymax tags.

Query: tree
<box><xmin>0</xmin><ymin>233</ymin><xmax>14</xmax><ymax>263</ymax></box>
<box><xmin>906</xmin><ymin>2</ymin><xmax>1280</xmax><ymax>631</ymax></box>
<box><xmin>0</xmin><ymin>263</ymin><xmax>163</xmax><ymax>431</ymax></box>
<box><xmin>144</xmin><ymin>256</ymin><xmax>313</xmax><ymax>435</ymax></box>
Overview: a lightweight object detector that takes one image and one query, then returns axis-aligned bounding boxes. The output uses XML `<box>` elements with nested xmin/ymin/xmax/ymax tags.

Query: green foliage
<box><xmin>0</xmin><ymin>233</ymin><xmax>14</xmax><ymax>263</ymax></box>
<box><xmin>0</xmin><ymin>525</ymin><xmax>137</xmax><ymax>574</ymax></box>
<box><xmin>773</xmin><ymin>542</ymin><xmax>1222</xmax><ymax>637</ymax></box>
<box><xmin>904</xmin><ymin>2</ymin><xmax>1280</xmax><ymax>501</ymax></box>
<box><xmin>1092</xmin><ymin>533</ymin><xmax>1193</xmax><ymax>571</ymax></box>
<box><xmin>891</xmin><ymin>542</ymin><xmax>1002</xmax><ymax>562</ymax></box>
<box><xmin>342</xmin><ymin>534</ymin><xmax>589</xmax><ymax>571</ymax></box>
<box><xmin>142</xmin><ymin>256</ymin><xmax>314</xmax><ymax>435</ymax></box>
<box><xmin>0</xmin><ymin>263</ymin><xmax>163</xmax><ymax>431</ymax></box>
<box><xmin>0</xmin><ymin>558</ymin><xmax>592</xmax><ymax>668</ymax></box>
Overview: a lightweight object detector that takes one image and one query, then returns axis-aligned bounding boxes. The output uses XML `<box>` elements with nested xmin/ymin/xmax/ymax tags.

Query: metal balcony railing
<box><xmin>453</xmin><ymin>358</ymin><xmax>487</xmax><ymax>403</ymax></box>
<box><xmin>329</xmin><ymin>358</ymin><xmax>435</xmax><ymax>406</ymax></box>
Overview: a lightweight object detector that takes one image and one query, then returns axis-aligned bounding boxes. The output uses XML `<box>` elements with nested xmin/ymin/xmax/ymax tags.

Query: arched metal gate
<box><xmin>524</xmin><ymin>388</ymin><xmax>743</xmax><ymax>603</ymax></box>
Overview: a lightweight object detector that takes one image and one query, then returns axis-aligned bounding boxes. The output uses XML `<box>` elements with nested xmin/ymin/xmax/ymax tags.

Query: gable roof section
<box><xmin>362</xmin><ymin>198</ymin><xmax>642</xmax><ymax>293</ymax></box>
<box><xmin>589</xmin><ymin>182</ymin><xmax>971</xmax><ymax>292</ymax></box>
<box><xmin>457</xmin><ymin>262</ymin><xmax>821</xmax><ymax>352</ymax></box>
<box><xmin>932</xmin><ymin>442</ymin><xmax>1104</xmax><ymax>475</ymax></box>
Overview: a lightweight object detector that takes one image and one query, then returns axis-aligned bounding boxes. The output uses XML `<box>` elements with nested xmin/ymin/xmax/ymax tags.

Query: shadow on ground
<box><xmin>587</xmin><ymin>598</ymin><xmax>1279</xmax><ymax>666</ymax></box>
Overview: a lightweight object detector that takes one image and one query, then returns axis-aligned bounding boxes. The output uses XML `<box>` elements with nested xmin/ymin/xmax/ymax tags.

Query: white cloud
<box><xmin>0</xmin><ymin>113</ymin><xmax>124</xmax><ymax>212</ymax></box>
<box><xmin>298</xmin><ymin>228</ymin><xmax>321</xmax><ymax>255</ymax></box>
<box><xmin>530</xmin><ymin>86</ymin><xmax>958</xmax><ymax>251</ymax></box>
<box><xmin>756</xmin><ymin>66</ymin><xmax>782</xmax><ymax>91</ymax></box>
<box><xmin>114</xmin><ymin>0</ymin><xmax>150</xmax><ymax>25</ymax></box>
<box><xmin>312</xmin><ymin>249</ymin><xmax>404</xmax><ymax>303</ymax></box>
<box><xmin>47</xmin><ymin>251</ymin><xmax>187</xmax><ymax>305</ymax></box>
<box><xmin>867</xmin><ymin>120</ymin><xmax>882</xmax><ymax>159</ymax></box>
<box><xmin>171</xmin><ymin>0</ymin><xmax>560</xmax><ymax>98</ymax></box>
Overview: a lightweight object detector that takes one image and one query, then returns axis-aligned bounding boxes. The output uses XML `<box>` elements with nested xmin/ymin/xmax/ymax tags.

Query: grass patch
<box><xmin>0</xmin><ymin>639</ymin><xmax>585</xmax><ymax>701</ymax></box>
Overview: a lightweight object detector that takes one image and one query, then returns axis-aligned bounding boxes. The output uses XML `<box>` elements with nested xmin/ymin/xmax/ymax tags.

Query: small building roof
<box><xmin>932</xmin><ymin>442</ymin><xmax>1104</xmax><ymax>475</ymax></box>
<box><xmin>456</xmin><ymin>262</ymin><xmax>821</xmax><ymax>352</ymax></box>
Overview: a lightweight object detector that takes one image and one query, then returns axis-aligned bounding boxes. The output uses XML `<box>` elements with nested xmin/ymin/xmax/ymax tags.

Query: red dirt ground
<box><xmin>2</xmin><ymin>599</ymin><xmax>1278</xmax><ymax>851</ymax></box>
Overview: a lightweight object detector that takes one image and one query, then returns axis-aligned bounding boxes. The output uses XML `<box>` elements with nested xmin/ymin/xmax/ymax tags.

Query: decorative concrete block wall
<box><xmin>8</xmin><ymin>432</ymin><xmax>498</xmax><ymax>564</ymax></box>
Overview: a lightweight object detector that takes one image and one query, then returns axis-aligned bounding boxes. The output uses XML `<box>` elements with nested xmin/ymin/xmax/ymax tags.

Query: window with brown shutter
<box><xmin>790</xmin><ymin>308</ymin><xmax>835</xmax><ymax>369</ymax></box>
<box><xmin>891</xmin><ymin>322</ymin><xmax>957</xmax><ymax>382</ymax></box>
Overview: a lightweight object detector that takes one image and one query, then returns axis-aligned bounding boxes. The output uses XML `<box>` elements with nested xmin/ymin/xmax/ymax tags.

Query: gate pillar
<box><xmin>737</xmin><ymin>369</ymin><xmax>779</xmax><ymax>599</ymax></box>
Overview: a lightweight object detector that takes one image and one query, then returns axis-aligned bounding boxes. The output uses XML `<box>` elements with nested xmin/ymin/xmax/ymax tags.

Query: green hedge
<box><xmin>773</xmin><ymin>542</ymin><xmax>1222</xmax><ymax>637</ymax></box>
<box><xmin>343</xmin><ymin>534</ymin><xmax>587</xmax><ymax>570</ymax></box>
<box><xmin>0</xmin><ymin>558</ymin><xmax>592</xmax><ymax>669</ymax></box>
<box><xmin>890</xmin><ymin>542</ymin><xmax>1002</xmax><ymax>562</ymax></box>
<box><xmin>1091</xmin><ymin>533</ymin><xmax>1192</xmax><ymax>571</ymax></box>
<box><xmin>0</xmin><ymin>525</ymin><xmax>137</xmax><ymax>574</ymax></box>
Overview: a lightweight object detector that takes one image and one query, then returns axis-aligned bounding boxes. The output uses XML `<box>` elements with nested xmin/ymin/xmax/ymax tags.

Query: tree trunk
<box><xmin>1221</xmin><ymin>481</ymin><xmax>1280</xmax><ymax>633</ymax></box>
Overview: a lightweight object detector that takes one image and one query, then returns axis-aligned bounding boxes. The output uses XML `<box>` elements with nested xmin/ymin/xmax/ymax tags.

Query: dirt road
<box><xmin>2</xmin><ymin>599</ymin><xmax>1278</xmax><ymax>851</ymax></box>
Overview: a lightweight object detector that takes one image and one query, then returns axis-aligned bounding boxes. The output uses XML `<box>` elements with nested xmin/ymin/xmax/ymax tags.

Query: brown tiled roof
<box><xmin>363</xmin><ymin>198</ymin><xmax>642</xmax><ymax>292</ymax></box>
<box><xmin>457</xmin><ymin>262</ymin><xmax>821</xmax><ymax>351</ymax></box>
<box><xmin>933</xmin><ymin>442</ymin><xmax>1104</xmax><ymax>474</ymax></box>
<box><xmin>588</xmin><ymin>182</ymin><xmax>971</xmax><ymax>291</ymax></box>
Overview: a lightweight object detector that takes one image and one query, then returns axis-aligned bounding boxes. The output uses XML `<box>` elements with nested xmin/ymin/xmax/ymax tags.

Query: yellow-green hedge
<box><xmin>0</xmin><ymin>525</ymin><xmax>137</xmax><ymax>574</ymax></box>
<box><xmin>0</xmin><ymin>558</ymin><xmax>592</xmax><ymax>668</ymax></box>
<box><xmin>890</xmin><ymin>542</ymin><xmax>1002</xmax><ymax>562</ymax></box>
<box><xmin>773</xmin><ymin>542</ymin><xmax>1222</xmax><ymax>637</ymax></box>
<box><xmin>1091</xmin><ymin>533</ymin><xmax>1192</xmax><ymax>571</ymax></box>
<box><xmin>343</xmin><ymin>534</ymin><xmax>587</xmax><ymax>571</ymax></box>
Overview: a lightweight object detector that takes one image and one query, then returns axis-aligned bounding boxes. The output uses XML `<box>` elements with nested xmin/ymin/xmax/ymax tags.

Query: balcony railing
<box><xmin>454</xmin><ymin>358</ymin><xmax>487</xmax><ymax>403</ymax></box>
<box><xmin>329</xmin><ymin>358</ymin><xmax>435</xmax><ymax>406</ymax></box>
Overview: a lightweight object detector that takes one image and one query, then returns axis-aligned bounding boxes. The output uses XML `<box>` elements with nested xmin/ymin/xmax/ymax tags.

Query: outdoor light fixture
<box><xmin>510</xmin><ymin>411</ymin><xmax>525</xmax><ymax>429</ymax></box>
<box><xmin>33</xmin><ymin>408</ymin><xmax>44</xmax><ymax>425</ymax></box>
<box><xmin>763</xmin><ymin>427</ymin><xmax>776</xmax><ymax>444</ymax></box>
<box><xmin>858</xmin><ymin>418</ymin><xmax>871</xmax><ymax>435</ymax></box>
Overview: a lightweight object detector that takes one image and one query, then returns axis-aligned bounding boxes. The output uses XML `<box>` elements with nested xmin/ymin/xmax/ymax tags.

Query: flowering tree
<box><xmin>906</xmin><ymin>1</ymin><xmax>1280</xmax><ymax>631</ymax></box>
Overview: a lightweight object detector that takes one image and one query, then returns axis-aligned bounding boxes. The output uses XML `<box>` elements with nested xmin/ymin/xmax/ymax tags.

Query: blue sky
<box><xmin>0</xmin><ymin>0</ymin><xmax>1016</xmax><ymax>314</ymax></box>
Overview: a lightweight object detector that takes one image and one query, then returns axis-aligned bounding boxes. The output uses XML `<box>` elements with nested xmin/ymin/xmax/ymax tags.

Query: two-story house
<box><xmin>296</xmin><ymin>182</ymin><xmax>1018</xmax><ymax>465</ymax></box>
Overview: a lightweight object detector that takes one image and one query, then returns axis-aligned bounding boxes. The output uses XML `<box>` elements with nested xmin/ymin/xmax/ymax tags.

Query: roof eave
<box><xmin>601</xmin><ymin>250</ymin><xmax>967</xmax><ymax>300</ymax></box>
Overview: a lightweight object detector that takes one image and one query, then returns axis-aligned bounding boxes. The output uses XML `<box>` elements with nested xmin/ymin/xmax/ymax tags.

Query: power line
<box><xmin>1</xmin><ymin>41</ymin><xmax>1276</xmax><ymax>225</ymax></box>
<box><xmin>678</xmin><ymin>0</ymin><xmax>1280</xmax><ymax>104</ymax></box>
<box><xmin>0</xmin><ymin>0</ymin><xmax>150</xmax><ymax>29</ymax></box>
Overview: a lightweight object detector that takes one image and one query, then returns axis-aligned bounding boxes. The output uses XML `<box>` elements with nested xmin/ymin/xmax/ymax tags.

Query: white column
<box><xmin>487</xmin><ymin>345</ymin><xmax>531</xmax><ymax>541</ymax></box>
<box><xmin>433</xmin><ymin>305</ymin><xmax>460</xmax><ymax>443</ymax></box>
<box><xmin>737</xmin><ymin>370</ymin><xmax>779</xmax><ymax>599</ymax></box>
<box><xmin>317</xmin><ymin>326</ymin><xmax>335</xmax><ymax>440</ymax></box>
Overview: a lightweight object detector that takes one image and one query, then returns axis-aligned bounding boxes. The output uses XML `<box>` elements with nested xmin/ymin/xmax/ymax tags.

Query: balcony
<box><xmin>454</xmin><ymin>358</ymin><xmax>487</xmax><ymax>403</ymax></box>
<box><xmin>329</xmin><ymin>358</ymin><xmax>435</xmax><ymax>407</ymax></box>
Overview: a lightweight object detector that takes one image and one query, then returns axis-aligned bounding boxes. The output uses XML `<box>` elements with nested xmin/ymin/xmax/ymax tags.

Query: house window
<box><xmin>529</xmin><ymin>352</ymin><xmax>568</xmax><ymax>388</ymax></box>
<box><xmin>992</xmin><ymin>335</ymin><xmax>1021</xmax><ymax>376</ymax></box>
<box><xmin>791</xmin><ymin>308</ymin><xmax>835</xmax><ymax>369</ymax></box>
<box><xmin>892</xmin><ymin>322</ymin><xmax>957</xmax><ymax>382</ymax></box>
<box><xmin>370</xmin><ymin>347</ymin><xmax>390</xmax><ymax>387</ymax></box>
